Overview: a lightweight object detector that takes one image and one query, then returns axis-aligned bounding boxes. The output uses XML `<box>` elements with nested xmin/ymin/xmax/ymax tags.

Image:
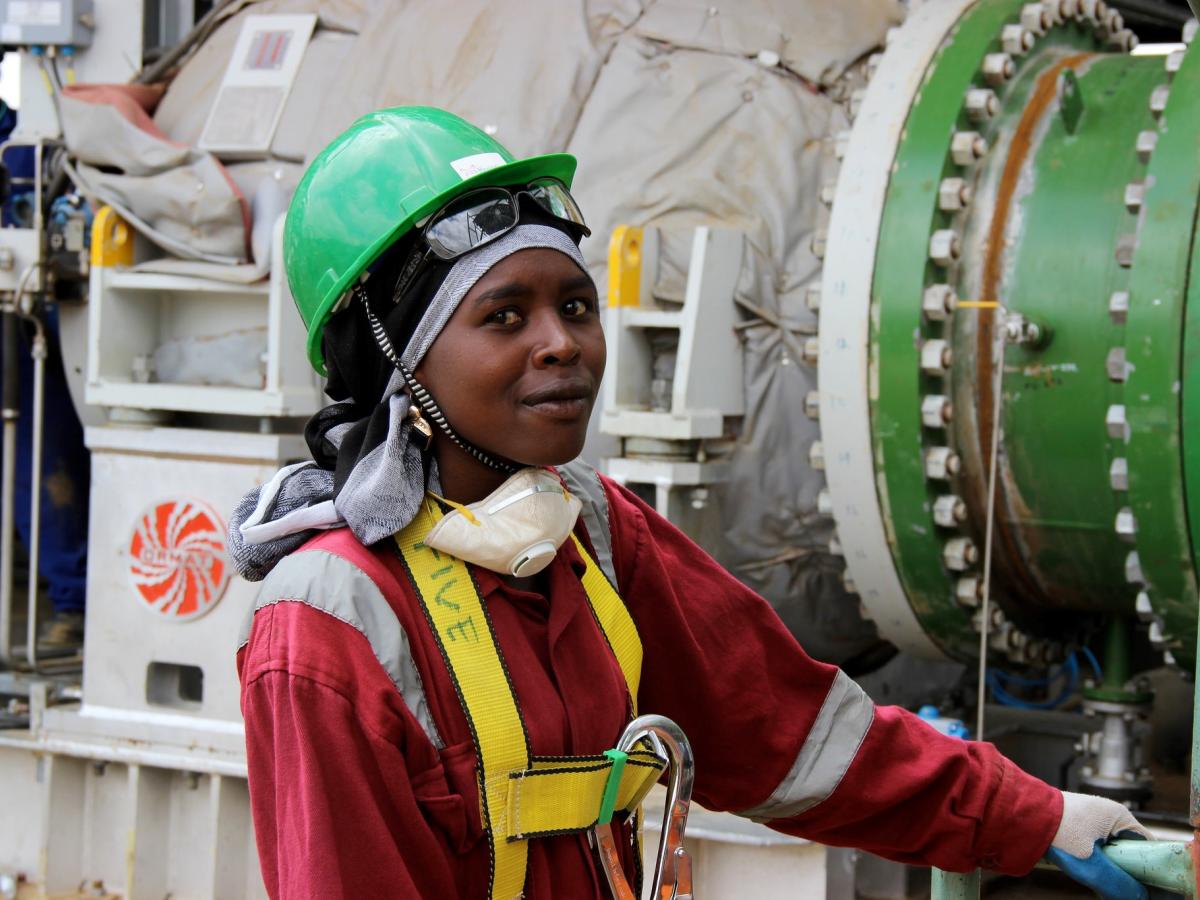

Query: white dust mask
<box><xmin>423</xmin><ymin>467</ymin><xmax>583</xmax><ymax>577</ymax></box>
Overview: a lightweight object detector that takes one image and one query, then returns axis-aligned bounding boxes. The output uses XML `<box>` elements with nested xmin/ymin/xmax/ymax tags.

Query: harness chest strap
<box><xmin>395</xmin><ymin>498</ymin><xmax>655</xmax><ymax>900</ymax></box>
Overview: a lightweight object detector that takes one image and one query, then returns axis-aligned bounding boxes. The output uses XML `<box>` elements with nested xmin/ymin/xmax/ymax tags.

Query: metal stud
<box><xmin>806</xmin><ymin>283</ymin><xmax>822</xmax><ymax>312</ymax></box>
<box><xmin>922</xmin><ymin>394</ymin><xmax>952</xmax><ymax>428</ymax></box>
<box><xmin>965</xmin><ymin>88</ymin><xmax>999</xmax><ymax>123</ymax></box>
<box><xmin>1135</xmin><ymin>590</ymin><xmax>1155</xmax><ymax>622</ymax></box>
<box><xmin>943</xmin><ymin>537</ymin><xmax>979</xmax><ymax>571</ymax></box>
<box><xmin>956</xmin><ymin>576</ymin><xmax>982</xmax><ymax>608</ymax></box>
<box><xmin>1022</xmin><ymin>2</ymin><xmax>1052</xmax><ymax>33</ymax></box>
<box><xmin>938</xmin><ymin>177</ymin><xmax>972</xmax><ymax>212</ymax></box>
<box><xmin>1059</xmin><ymin>0</ymin><xmax>1080</xmax><ymax>18</ymax></box>
<box><xmin>1001</xmin><ymin>24</ymin><xmax>1036</xmax><ymax>55</ymax></box>
<box><xmin>805</xmin><ymin>390</ymin><xmax>821</xmax><ymax>419</ymax></box>
<box><xmin>1106</xmin><ymin>404</ymin><xmax>1129</xmax><ymax>441</ymax></box>
<box><xmin>1115</xmin><ymin>506</ymin><xmax>1137</xmax><ymax>541</ymax></box>
<box><xmin>1115</xmin><ymin>233</ymin><xmax>1137</xmax><ymax>268</ymax></box>
<box><xmin>925</xmin><ymin>446</ymin><xmax>961</xmax><ymax>480</ymax></box>
<box><xmin>829</xmin><ymin>533</ymin><xmax>843</xmax><ymax>556</ymax></box>
<box><xmin>1148</xmin><ymin>620</ymin><xmax>1166</xmax><ymax>650</ymax></box>
<box><xmin>803</xmin><ymin>337</ymin><xmax>820</xmax><ymax>365</ymax></box>
<box><xmin>983</xmin><ymin>53</ymin><xmax>1016</xmax><ymax>86</ymax></box>
<box><xmin>1166</xmin><ymin>48</ymin><xmax>1185</xmax><ymax>77</ymax></box>
<box><xmin>1109</xmin><ymin>290</ymin><xmax>1128</xmax><ymax>325</ymax></box>
<box><xmin>1185</xmin><ymin>19</ymin><xmax>1198</xmax><ymax>45</ymax></box>
<box><xmin>929</xmin><ymin>230</ymin><xmax>961</xmax><ymax>266</ymax></box>
<box><xmin>817</xmin><ymin>489</ymin><xmax>834</xmax><ymax>516</ymax></box>
<box><xmin>922</xmin><ymin>284</ymin><xmax>957</xmax><ymax>321</ymax></box>
<box><xmin>920</xmin><ymin>339</ymin><xmax>953</xmax><ymax>375</ymax></box>
<box><xmin>1110</xmin><ymin>457</ymin><xmax>1128</xmax><ymax>491</ymax></box>
<box><xmin>950</xmin><ymin>131</ymin><xmax>988</xmax><ymax>166</ymax></box>
<box><xmin>866</xmin><ymin>52</ymin><xmax>883</xmax><ymax>80</ymax></box>
<box><xmin>819</xmin><ymin>182</ymin><xmax>837</xmax><ymax>207</ymax></box>
<box><xmin>1125</xmin><ymin>551</ymin><xmax>1144</xmax><ymax>585</ymax></box>
<box><xmin>1136</xmin><ymin>130</ymin><xmax>1158</xmax><ymax>164</ymax></box>
<box><xmin>1043</xmin><ymin>0</ymin><xmax>1066</xmax><ymax>25</ymax></box>
<box><xmin>1097</xmin><ymin>8</ymin><xmax>1123</xmax><ymax>40</ymax></box>
<box><xmin>933</xmin><ymin>494</ymin><xmax>968</xmax><ymax>527</ymax></box>
<box><xmin>1164</xmin><ymin>649</ymin><xmax>1178</xmax><ymax>667</ymax></box>
<box><xmin>1124</xmin><ymin>181</ymin><xmax>1145</xmax><ymax>214</ymax></box>
<box><xmin>809</xmin><ymin>441</ymin><xmax>825</xmax><ymax>470</ymax></box>
<box><xmin>1108</xmin><ymin>29</ymin><xmax>1137</xmax><ymax>52</ymax></box>
<box><xmin>842</xmin><ymin>574</ymin><xmax>857</xmax><ymax>595</ymax></box>
<box><xmin>1106</xmin><ymin>346</ymin><xmax>1128</xmax><ymax>382</ymax></box>
<box><xmin>811</xmin><ymin>229</ymin><xmax>828</xmax><ymax>260</ymax></box>
<box><xmin>1150</xmin><ymin>85</ymin><xmax>1170</xmax><ymax>119</ymax></box>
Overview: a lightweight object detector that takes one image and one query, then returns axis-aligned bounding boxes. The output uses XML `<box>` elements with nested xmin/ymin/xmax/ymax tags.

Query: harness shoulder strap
<box><xmin>395</xmin><ymin>497</ymin><xmax>650</xmax><ymax>900</ymax></box>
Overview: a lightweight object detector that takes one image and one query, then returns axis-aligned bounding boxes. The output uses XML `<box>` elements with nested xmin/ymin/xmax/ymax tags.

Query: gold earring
<box><xmin>408</xmin><ymin>404</ymin><xmax>433</xmax><ymax>450</ymax></box>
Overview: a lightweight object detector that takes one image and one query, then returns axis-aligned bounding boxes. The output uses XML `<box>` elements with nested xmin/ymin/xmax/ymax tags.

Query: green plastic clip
<box><xmin>597</xmin><ymin>749</ymin><xmax>628</xmax><ymax>825</ymax></box>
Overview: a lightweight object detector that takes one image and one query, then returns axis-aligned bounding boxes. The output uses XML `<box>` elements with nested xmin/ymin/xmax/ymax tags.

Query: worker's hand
<box><xmin>1044</xmin><ymin>791</ymin><xmax>1152</xmax><ymax>900</ymax></box>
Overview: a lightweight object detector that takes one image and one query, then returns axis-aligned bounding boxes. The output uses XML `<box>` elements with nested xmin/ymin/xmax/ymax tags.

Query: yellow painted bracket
<box><xmin>608</xmin><ymin>225</ymin><xmax>644</xmax><ymax>308</ymax></box>
<box><xmin>91</xmin><ymin>206</ymin><xmax>134</xmax><ymax>268</ymax></box>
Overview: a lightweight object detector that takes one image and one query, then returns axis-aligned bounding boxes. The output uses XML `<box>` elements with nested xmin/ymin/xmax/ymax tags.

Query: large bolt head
<box><xmin>809</xmin><ymin>441</ymin><xmax>825</xmax><ymax>470</ymax></box>
<box><xmin>1135</xmin><ymin>591</ymin><xmax>1155</xmax><ymax>622</ymax></box>
<box><xmin>1106</xmin><ymin>404</ymin><xmax>1129</xmax><ymax>441</ymax></box>
<box><xmin>1021</xmin><ymin>2</ymin><xmax>1051</xmax><ymax>33</ymax></box>
<box><xmin>921</xmin><ymin>394</ymin><xmax>952</xmax><ymax>428</ymax></box>
<box><xmin>1148</xmin><ymin>620</ymin><xmax>1166</xmax><ymax>650</ymax></box>
<box><xmin>1115</xmin><ymin>506</ymin><xmax>1137</xmax><ymax>541</ymax></box>
<box><xmin>817</xmin><ymin>489</ymin><xmax>834</xmax><ymax>516</ymax></box>
<box><xmin>950</xmin><ymin>131</ymin><xmax>988</xmax><ymax>166</ymax></box>
<box><xmin>811</xmin><ymin>228</ymin><xmax>828</xmax><ymax>260</ymax></box>
<box><xmin>819</xmin><ymin>181</ymin><xmax>837</xmax><ymax>207</ymax></box>
<box><xmin>1125</xmin><ymin>550</ymin><xmax>1143</xmax><ymax>585</ymax></box>
<box><xmin>929</xmin><ymin>230</ymin><xmax>961</xmax><ymax>266</ymax></box>
<box><xmin>803</xmin><ymin>336</ymin><xmax>820</xmax><ymax>365</ymax></box>
<box><xmin>938</xmin><ymin>177</ymin><xmax>972</xmax><ymax>212</ymax></box>
<box><xmin>1124</xmin><ymin>181</ymin><xmax>1145</xmax><ymax>214</ymax></box>
<box><xmin>1166</xmin><ymin>48</ymin><xmax>1186</xmax><ymax>76</ymax></box>
<box><xmin>983</xmin><ymin>53</ymin><xmax>1015</xmax><ymax>85</ymax></box>
<box><xmin>834</xmin><ymin>130</ymin><xmax>851</xmax><ymax>160</ymax></box>
<box><xmin>1185</xmin><ymin>19</ymin><xmax>1198</xmax><ymax>45</ymax></box>
<box><xmin>922</xmin><ymin>284</ymin><xmax>958</xmax><ymax>321</ymax></box>
<box><xmin>956</xmin><ymin>576</ymin><xmax>982</xmax><ymax>607</ymax></box>
<box><xmin>1109</xmin><ymin>457</ymin><xmax>1128</xmax><ymax>491</ymax></box>
<box><xmin>965</xmin><ymin>88</ymin><xmax>999</xmax><ymax>123</ymax></box>
<box><xmin>1136</xmin><ymin>130</ymin><xmax>1159</xmax><ymax>164</ymax></box>
<box><xmin>943</xmin><ymin>537</ymin><xmax>978</xmax><ymax>571</ymax></box>
<box><xmin>920</xmin><ymin>339</ymin><xmax>952</xmax><ymax>375</ymax></box>
<box><xmin>806</xmin><ymin>283</ymin><xmax>822</xmax><ymax>312</ymax></box>
<box><xmin>925</xmin><ymin>446</ymin><xmax>961</xmax><ymax>479</ymax></box>
<box><xmin>805</xmin><ymin>390</ymin><xmax>821</xmax><ymax>419</ymax></box>
<box><xmin>1150</xmin><ymin>84</ymin><xmax>1170</xmax><ymax>119</ymax></box>
<box><xmin>1106</xmin><ymin>346</ymin><xmax>1128</xmax><ymax>382</ymax></box>
<box><xmin>933</xmin><ymin>494</ymin><xmax>968</xmax><ymax>527</ymax></box>
<box><xmin>1108</xmin><ymin>290</ymin><xmax>1129</xmax><ymax>325</ymax></box>
<box><xmin>1001</xmin><ymin>24</ymin><xmax>1036</xmax><ymax>55</ymax></box>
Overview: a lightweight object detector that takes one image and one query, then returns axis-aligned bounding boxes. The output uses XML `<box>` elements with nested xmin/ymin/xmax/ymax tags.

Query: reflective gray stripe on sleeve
<box><xmin>736</xmin><ymin>670</ymin><xmax>875</xmax><ymax>822</ymax></box>
<box><xmin>237</xmin><ymin>549</ymin><xmax>444</xmax><ymax>750</ymax></box>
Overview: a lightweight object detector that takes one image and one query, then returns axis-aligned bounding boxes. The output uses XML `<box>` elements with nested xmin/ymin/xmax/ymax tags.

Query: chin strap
<box><xmin>356</xmin><ymin>286</ymin><xmax>518</xmax><ymax>475</ymax></box>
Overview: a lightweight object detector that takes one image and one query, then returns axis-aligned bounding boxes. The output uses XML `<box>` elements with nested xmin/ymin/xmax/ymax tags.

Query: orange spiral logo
<box><xmin>128</xmin><ymin>498</ymin><xmax>230</xmax><ymax>621</ymax></box>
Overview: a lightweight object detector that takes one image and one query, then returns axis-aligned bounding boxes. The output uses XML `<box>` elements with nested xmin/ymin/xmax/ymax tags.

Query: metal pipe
<box><xmin>24</xmin><ymin>328</ymin><xmax>45</xmax><ymax>672</ymax></box>
<box><xmin>0</xmin><ymin>303</ymin><xmax>17</xmax><ymax>667</ymax></box>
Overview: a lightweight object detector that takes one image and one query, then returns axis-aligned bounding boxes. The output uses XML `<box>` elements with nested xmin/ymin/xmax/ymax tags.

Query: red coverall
<box><xmin>238</xmin><ymin>477</ymin><xmax>1062</xmax><ymax>899</ymax></box>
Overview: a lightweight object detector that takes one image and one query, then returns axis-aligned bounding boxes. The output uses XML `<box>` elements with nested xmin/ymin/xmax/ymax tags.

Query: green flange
<box><xmin>868</xmin><ymin>0</ymin><xmax>1198</xmax><ymax>667</ymax></box>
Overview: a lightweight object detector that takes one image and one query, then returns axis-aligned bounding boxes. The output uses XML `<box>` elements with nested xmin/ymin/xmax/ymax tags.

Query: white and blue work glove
<box><xmin>1045</xmin><ymin>791</ymin><xmax>1152</xmax><ymax>900</ymax></box>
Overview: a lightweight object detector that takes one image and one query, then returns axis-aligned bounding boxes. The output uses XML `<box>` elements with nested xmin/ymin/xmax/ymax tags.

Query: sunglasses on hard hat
<box><xmin>392</xmin><ymin>177</ymin><xmax>590</xmax><ymax>300</ymax></box>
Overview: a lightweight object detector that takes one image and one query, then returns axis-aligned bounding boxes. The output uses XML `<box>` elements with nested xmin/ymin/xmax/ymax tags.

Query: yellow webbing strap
<box><xmin>506</xmin><ymin>750</ymin><xmax>664</xmax><ymax>839</ymax></box>
<box><xmin>396</xmin><ymin>498</ymin><xmax>647</xmax><ymax>900</ymax></box>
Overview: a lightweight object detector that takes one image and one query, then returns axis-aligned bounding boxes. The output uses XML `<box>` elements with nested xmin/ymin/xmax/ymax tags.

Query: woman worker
<box><xmin>230</xmin><ymin>107</ymin><xmax>1148</xmax><ymax>900</ymax></box>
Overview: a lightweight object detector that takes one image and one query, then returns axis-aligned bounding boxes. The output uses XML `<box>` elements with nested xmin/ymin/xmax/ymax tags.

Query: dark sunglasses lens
<box><xmin>425</xmin><ymin>189</ymin><xmax>517</xmax><ymax>259</ymax></box>
<box><xmin>526</xmin><ymin>178</ymin><xmax>589</xmax><ymax>233</ymax></box>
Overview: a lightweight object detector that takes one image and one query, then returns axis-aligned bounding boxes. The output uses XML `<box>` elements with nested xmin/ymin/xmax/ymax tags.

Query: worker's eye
<box><xmin>562</xmin><ymin>297</ymin><xmax>594</xmax><ymax>318</ymax></box>
<box><xmin>486</xmin><ymin>308</ymin><xmax>524</xmax><ymax>327</ymax></box>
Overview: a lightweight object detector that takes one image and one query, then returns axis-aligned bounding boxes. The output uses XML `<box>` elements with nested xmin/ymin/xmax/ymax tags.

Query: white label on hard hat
<box><xmin>451</xmin><ymin>152</ymin><xmax>506</xmax><ymax>180</ymax></box>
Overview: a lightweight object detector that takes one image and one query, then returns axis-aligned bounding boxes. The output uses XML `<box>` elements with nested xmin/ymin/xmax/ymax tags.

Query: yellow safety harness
<box><xmin>394</xmin><ymin>497</ymin><xmax>662</xmax><ymax>900</ymax></box>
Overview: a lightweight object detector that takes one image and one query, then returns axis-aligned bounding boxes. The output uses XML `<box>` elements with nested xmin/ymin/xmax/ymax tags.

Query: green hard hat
<box><xmin>284</xmin><ymin>106</ymin><xmax>579</xmax><ymax>373</ymax></box>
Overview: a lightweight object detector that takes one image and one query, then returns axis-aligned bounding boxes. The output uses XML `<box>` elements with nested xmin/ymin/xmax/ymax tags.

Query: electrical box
<box><xmin>0</xmin><ymin>0</ymin><xmax>94</xmax><ymax>47</ymax></box>
<box><xmin>197</xmin><ymin>13</ymin><xmax>316</xmax><ymax>158</ymax></box>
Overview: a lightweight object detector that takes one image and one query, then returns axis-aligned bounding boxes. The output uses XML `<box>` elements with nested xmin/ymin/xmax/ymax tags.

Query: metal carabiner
<box><xmin>592</xmin><ymin>714</ymin><xmax>695</xmax><ymax>900</ymax></box>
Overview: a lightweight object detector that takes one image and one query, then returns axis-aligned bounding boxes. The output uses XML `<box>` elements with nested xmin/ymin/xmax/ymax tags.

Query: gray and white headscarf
<box><xmin>227</xmin><ymin>223</ymin><xmax>589</xmax><ymax>580</ymax></box>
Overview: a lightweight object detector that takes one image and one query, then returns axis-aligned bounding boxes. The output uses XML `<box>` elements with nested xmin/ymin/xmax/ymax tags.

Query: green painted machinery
<box><xmin>818</xmin><ymin>0</ymin><xmax>1200</xmax><ymax>678</ymax></box>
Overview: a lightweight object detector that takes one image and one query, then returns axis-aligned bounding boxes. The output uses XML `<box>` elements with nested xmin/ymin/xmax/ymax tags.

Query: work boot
<box><xmin>38</xmin><ymin>610</ymin><xmax>84</xmax><ymax>648</ymax></box>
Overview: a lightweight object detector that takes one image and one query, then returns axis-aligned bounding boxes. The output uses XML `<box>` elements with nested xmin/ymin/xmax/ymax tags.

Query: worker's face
<box><xmin>415</xmin><ymin>247</ymin><xmax>605</xmax><ymax>467</ymax></box>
